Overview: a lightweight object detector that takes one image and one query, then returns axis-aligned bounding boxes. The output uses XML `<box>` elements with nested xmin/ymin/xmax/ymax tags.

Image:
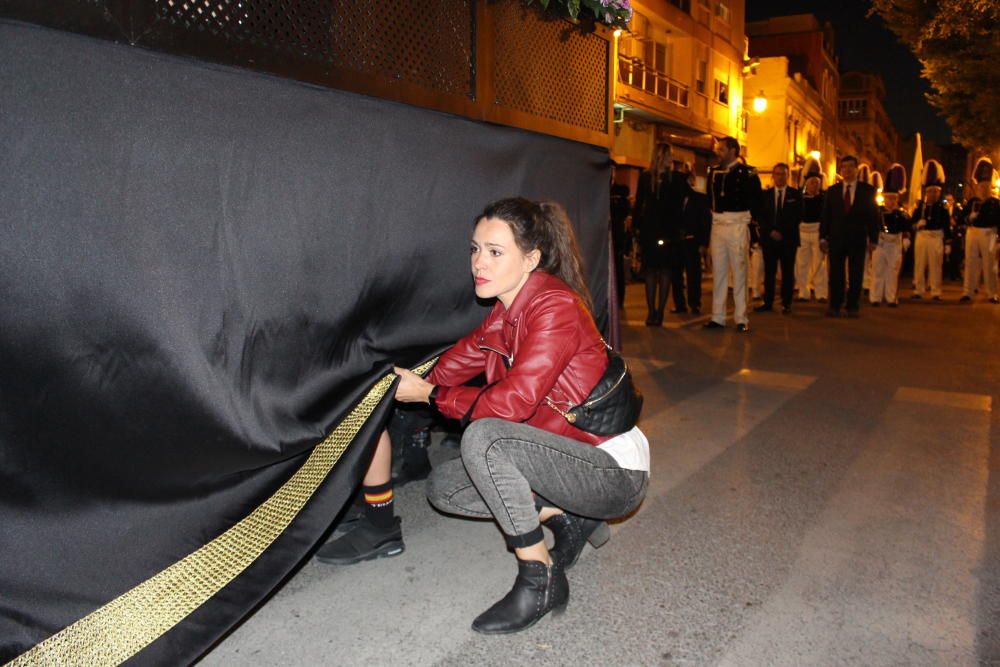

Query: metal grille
<box><xmin>148</xmin><ymin>0</ymin><xmax>475</xmax><ymax>98</ymax></box>
<box><xmin>492</xmin><ymin>2</ymin><xmax>608</xmax><ymax>133</ymax></box>
<box><xmin>326</xmin><ymin>0</ymin><xmax>474</xmax><ymax>97</ymax></box>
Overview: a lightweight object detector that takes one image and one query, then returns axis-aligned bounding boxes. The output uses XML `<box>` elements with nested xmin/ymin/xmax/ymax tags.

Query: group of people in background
<box><xmin>618</xmin><ymin>137</ymin><xmax>1000</xmax><ymax>332</ymax></box>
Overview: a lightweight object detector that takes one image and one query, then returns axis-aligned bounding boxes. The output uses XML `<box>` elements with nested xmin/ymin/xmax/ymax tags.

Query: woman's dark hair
<box><xmin>477</xmin><ymin>197</ymin><xmax>593</xmax><ymax>311</ymax></box>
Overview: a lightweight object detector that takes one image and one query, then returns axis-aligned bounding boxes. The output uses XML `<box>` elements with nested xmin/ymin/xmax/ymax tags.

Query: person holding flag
<box><xmin>910</xmin><ymin>160</ymin><xmax>951</xmax><ymax>300</ymax></box>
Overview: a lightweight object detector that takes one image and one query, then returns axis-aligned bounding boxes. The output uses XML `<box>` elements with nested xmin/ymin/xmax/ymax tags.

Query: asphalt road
<box><xmin>201</xmin><ymin>278</ymin><xmax>1000</xmax><ymax>667</ymax></box>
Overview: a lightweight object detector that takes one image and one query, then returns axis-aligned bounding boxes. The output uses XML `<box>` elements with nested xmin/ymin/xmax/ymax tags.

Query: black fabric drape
<box><xmin>0</xmin><ymin>20</ymin><xmax>610</xmax><ymax>664</ymax></box>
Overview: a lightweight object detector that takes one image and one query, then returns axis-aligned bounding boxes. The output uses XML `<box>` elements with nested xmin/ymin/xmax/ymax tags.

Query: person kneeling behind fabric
<box><xmin>320</xmin><ymin>197</ymin><xmax>650</xmax><ymax>635</ymax></box>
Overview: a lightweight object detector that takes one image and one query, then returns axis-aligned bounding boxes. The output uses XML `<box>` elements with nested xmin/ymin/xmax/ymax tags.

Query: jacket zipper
<box><xmin>479</xmin><ymin>344</ymin><xmax>512</xmax><ymax>368</ymax></box>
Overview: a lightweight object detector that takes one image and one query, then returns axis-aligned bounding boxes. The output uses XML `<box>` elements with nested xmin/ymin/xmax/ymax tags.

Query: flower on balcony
<box><xmin>527</xmin><ymin>0</ymin><xmax>633</xmax><ymax>30</ymax></box>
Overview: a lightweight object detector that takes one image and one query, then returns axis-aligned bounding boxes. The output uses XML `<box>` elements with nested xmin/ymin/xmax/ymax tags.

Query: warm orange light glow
<box><xmin>752</xmin><ymin>93</ymin><xmax>767</xmax><ymax>113</ymax></box>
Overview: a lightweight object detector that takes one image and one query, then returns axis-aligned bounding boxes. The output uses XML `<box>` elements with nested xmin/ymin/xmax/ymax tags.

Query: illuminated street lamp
<box><xmin>752</xmin><ymin>91</ymin><xmax>767</xmax><ymax>113</ymax></box>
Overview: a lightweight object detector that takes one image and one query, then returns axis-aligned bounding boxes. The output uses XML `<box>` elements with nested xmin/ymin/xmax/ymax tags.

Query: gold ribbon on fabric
<box><xmin>7</xmin><ymin>361</ymin><xmax>434</xmax><ymax>667</ymax></box>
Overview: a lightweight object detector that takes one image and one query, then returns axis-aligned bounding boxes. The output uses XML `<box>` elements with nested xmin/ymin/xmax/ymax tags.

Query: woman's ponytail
<box><xmin>536</xmin><ymin>202</ymin><xmax>593</xmax><ymax>312</ymax></box>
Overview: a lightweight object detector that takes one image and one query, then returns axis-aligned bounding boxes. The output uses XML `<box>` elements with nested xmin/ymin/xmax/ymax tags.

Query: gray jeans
<box><xmin>427</xmin><ymin>418</ymin><xmax>648</xmax><ymax>548</ymax></box>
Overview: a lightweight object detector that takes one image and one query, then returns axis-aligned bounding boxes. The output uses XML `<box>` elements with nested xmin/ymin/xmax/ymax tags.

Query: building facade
<box><xmin>745</xmin><ymin>14</ymin><xmax>840</xmax><ymax>184</ymax></box>
<box><xmin>741</xmin><ymin>56</ymin><xmax>827</xmax><ymax>183</ymax></box>
<box><xmin>611</xmin><ymin>0</ymin><xmax>749</xmax><ymax>176</ymax></box>
<box><xmin>837</xmin><ymin>71</ymin><xmax>899</xmax><ymax>175</ymax></box>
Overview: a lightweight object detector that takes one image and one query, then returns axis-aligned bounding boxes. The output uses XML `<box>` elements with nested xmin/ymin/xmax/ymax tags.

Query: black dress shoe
<box><xmin>960</xmin><ymin>295</ymin><xmax>972</xmax><ymax>303</ymax></box>
<box><xmin>911</xmin><ymin>293</ymin><xmax>922</xmax><ymax>300</ymax></box>
<box><xmin>654</xmin><ymin>310</ymin><xmax>664</xmax><ymax>326</ymax></box>
<box><xmin>471</xmin><ymin>559</ymin><xmax>569</xmax><ymax>634</ymax></box>
<box><xmin>871</xmin><ymin>301</ymin><xmax>881</xmax><ymax>307</ymax></box>
<box><xmin>543</xmin><ymin>513</ymin><xmax>610</xmax><ymax>570</ymax></box>
<box><xmin>703</xmin><ymin>320</ymin><xmax>725</xmax><ymax>329</ymax></box>
<box><xmin>670</xmin><ymin>307</ymin><xmax>688</xmax><ymax>314</ymax></box>
<box><xmin>736</xmin><ymin>323</ymin><xmax>750</xmax><ymax>333</ymax></box>
<box><xmin>645</xmin><ymin>313</ymin><xmax>657</xmax><ymax>326</ymax></box>
<box><xmin>846</xmin><ymin>310</ymin><xmax>860</xmax><ymax>318</ymax></box>
<box><xmin>754</xmin><ymin>304</ymin><xmax>773</xmax><ymax>313</ymax></box>
<box><xmin>932</xmin><ymin>295</ymin><xmax>942</xmax><ymax>301</ymax></box>
<box><xmin>991</xmin><ymin>296</ymin><xmax>1000</xmax><ymax>304</ymax></box>
<box><xmin>825</xmin><ymin>308</ymin><xmax>840</xmax><ymax>317</ymax></box>
<box><xmin>316</xmin><ymin>516</ymin><xmax>404</xmax><ymax>565</ymax></box>
<box><xmin>690</xmin><ymin>306</ymin><xmax>701</xmax><ymax>315</ymax></box>
<box><xmin>888</xmin><ymin>302</ymin><xmax>898</xmax><ymax>308</ymax></box>
<box><xmin>781</xmin><ymin>306</ymin><xmax>792</xmax><ymax>314</ymax></box>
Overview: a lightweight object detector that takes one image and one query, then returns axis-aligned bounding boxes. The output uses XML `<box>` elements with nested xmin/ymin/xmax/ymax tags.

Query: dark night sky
<box><xmin>747</xmin><ymin>0</ymin><xmax>953</xmax><ymax>144</ymax></box>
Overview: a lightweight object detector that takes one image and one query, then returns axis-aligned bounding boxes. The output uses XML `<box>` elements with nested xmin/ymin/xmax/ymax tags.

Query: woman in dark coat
<box><xmin>633</xmin><ymin>144</ymin><xmax>685</xmax><ymax>325</ymax></box>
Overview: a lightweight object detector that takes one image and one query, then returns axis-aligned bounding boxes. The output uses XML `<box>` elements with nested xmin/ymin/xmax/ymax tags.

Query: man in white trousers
<box><xmin>870</xmin><ymin>164</ymin><xmax>912</xmax><ymax>306</ymax></box>
<box><xmin>960</xmin><ymin>157</ymin><xmax>1000</xmax><ymax>304</ymax></box>
<box><xmin>704</xmin><ymin>137</ymin><xmax>762</xmax><ymax>333</ymax></box>
<box><xmin>749</xmin><ymin>231</ymin><xmax>765</xmax><ymax>301</ymax></box>
<box><xmin>796</xmin><ymin>157</ymin><xmax>827</xmax><ymax>302</ymax></box>
<box><xmin>911</xmin><ymin>159</ymin><xmax>951</xmax><ymax>300</ymax></box>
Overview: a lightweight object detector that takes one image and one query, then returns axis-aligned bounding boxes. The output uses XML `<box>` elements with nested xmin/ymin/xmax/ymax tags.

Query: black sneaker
<box><xmin>316</xmin><ymin>516</ymin><xmax>404</xmax><ymax>565</ymax></box>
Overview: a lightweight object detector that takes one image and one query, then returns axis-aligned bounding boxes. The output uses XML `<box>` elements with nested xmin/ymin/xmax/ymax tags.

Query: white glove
<box><xmin>902</xmin><ymin>237</ymin><xmax>911</xmax><ymax>252</ymax></box>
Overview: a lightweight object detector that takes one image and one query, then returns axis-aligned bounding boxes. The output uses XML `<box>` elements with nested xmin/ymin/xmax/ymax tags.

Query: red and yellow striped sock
<box><xmin>363</xmin><ymin>482</ymin><xmax>394</xmax><ymax>530</ymax></box>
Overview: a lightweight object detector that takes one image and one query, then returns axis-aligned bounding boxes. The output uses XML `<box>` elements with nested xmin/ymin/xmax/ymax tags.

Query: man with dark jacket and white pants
<box><xmin>756</xmin><ymin>162</ymin><xmax>801</xmax><ymax>314</ymax></box>
<box><xmin>704</xmin><ymin>136</ymin><xmax>762</xmax><ymax>333</ymax></box>
<box><xmin>820</xmin><ymin>155</ymin><xmax>880</xmax><ymax>317</ymax></box>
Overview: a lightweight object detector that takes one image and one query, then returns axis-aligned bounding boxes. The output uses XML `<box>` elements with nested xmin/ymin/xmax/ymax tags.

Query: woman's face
<box><xmin>471</xmin><ymin>217</ymin><xmax>540</xmax><ymax>308</ymax></box>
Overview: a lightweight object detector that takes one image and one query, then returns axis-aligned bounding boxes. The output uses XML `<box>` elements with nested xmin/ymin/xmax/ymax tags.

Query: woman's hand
<box><xmin>393</xmin><ymin>367</ymin><xmax>434</xmax><ymax>403</ymax></box>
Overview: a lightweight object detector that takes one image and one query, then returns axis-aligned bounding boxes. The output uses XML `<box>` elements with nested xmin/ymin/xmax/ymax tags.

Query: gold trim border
<box><xmin>8</xmin><ymin>361</ymin><xmax>434</xmax><ymax>667</ymax></box>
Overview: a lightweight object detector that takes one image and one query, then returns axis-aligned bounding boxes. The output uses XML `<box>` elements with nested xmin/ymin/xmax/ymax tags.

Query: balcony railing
<box><xmin>618</xmin><ymin>55</ymin><xmax>690</xmax><ymax>108</ymax></box>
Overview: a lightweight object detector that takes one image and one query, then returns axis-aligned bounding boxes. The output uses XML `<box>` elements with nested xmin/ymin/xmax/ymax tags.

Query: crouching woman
<box><xmin>393</xmin><ymin>197</ymin><xmax>649</xmax><ymax>634</ymax></box>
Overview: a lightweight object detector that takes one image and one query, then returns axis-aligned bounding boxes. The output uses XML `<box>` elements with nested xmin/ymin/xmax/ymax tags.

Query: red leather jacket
<box><xmin>427</xmin><ymin>271</ymin><xmax>611</xmax><ymax>445</ymax></box>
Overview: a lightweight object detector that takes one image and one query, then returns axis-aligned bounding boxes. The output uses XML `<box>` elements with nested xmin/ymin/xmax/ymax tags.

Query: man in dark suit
<box><xmin>820</xmin><ymin>155</ymin><xmax>881</xmax><ymax>317</ymax></box>
<box><xmin>756</xmin><ymin>163</ymin><xmax>801</xmax><ymax>314</ymax></box>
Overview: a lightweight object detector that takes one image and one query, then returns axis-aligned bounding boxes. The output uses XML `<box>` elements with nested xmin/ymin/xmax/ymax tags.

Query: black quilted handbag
<box><xmin>547</xmin><ymin>347</ymin><xmax>643</xmax><ymax>435</ymax></box>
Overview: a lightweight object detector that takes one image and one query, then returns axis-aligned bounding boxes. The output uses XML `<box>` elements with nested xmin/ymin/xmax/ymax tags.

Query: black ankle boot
<box><xmin>471</xmin><ymin>559</ymin><xmax>569</xmax><ymax>634</ymax></box>
<box><xmin>543</xmin><ymin>513</ymin><xmax>610</xmax><ymax>569</ymax></box>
